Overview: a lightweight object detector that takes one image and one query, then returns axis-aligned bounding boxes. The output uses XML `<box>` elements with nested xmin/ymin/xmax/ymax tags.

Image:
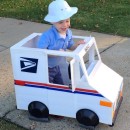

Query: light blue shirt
<box><xmin>37</xmin><ymin>26</ymin><xmax>74</xmax><ymax>67</ymax></box>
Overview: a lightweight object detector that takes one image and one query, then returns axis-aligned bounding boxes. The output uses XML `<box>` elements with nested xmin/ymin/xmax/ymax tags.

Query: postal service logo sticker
<box><xmin>20</xmin><ymin>57</ymin><xmax>38</xmax><ymax>73</ymax></box>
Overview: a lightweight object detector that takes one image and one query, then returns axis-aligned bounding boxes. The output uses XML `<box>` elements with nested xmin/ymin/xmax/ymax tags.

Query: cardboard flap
<box><xmin>89</xmin><ymin>63</ymin><xmax>123</xmax><ymax>102</ymax></box>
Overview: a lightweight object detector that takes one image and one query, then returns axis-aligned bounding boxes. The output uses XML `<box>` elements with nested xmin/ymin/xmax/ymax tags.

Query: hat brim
<box><xmin>44</xmin><ymin>7</ymin><xmax>78</xmax><ymax>23</ymax></box>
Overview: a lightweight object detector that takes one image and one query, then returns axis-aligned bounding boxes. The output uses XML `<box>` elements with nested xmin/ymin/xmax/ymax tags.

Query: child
<box><xmin>37</xmin><ymin>0</ymin><xmax>85</xmax><ymax>120</ymax></box>
<box><xmin>37</xmin><ymin>0</ymin><xmax>85</xmax><ymax>86</ymax></box>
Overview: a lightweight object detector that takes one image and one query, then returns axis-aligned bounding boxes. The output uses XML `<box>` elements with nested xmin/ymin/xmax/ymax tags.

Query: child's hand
<box><xmin>59</xmin><ymin>49</ymin><xmax>64</xmax><ymax>51</ymax></box>
<box><xmin>70</xmin><ymin>40</ymin><xmax>86</xmax><ymax>50</ymax></box>
<box><xmin>76</xmin><ymin>40</ymin><xmax>85</xmax><ymax>46</ymax></box>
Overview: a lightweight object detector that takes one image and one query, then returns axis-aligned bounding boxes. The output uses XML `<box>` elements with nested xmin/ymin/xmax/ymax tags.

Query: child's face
<box><xmin>53</xmin><ymin>18</ymin><xmax>70</xmax><ymax>34</ymax></box>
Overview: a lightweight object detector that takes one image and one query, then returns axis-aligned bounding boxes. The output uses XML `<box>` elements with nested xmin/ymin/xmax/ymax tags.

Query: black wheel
<box><xmin>28</xmin><ymin>101</ymin><xmax>49</xmax><ymax>119</ymax></box>
<box><xmin>76</xmin><ymin>109</ymin><xmax>99</xmax><ymax>127</ymax></box>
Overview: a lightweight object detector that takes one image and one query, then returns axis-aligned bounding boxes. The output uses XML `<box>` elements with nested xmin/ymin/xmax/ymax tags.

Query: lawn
<box><xmin>0</xmin><ymin>0</ymin><xmax>130</xmax><ymax>36</ymax></box>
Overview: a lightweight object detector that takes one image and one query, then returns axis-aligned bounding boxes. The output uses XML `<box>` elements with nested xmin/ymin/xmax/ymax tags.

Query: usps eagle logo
<box><xmin>20</xmin><ymin>57</ymin><xmax>38</xmax><ymax>73</ymax></box>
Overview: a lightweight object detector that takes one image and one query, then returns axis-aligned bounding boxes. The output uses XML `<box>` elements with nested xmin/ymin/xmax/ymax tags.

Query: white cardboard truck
<box><xmin>10</xmin><ymin>33</ymin><xmax>123</xmax><ymax>129</ymax></box>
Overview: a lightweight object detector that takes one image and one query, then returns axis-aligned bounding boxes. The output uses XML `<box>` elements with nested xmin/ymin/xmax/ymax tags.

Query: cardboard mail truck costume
<box><xmin>10</xmin><ymin>33</ymin><xmax>123</xmax><ymax>129</ymax></box>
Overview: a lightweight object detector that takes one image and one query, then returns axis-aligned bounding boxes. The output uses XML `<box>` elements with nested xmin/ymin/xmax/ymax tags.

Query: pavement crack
<box><xmin>0</xmin><ymin>117</ymin><xmax>28</xmax><ymax>130</ymax></box>
<box><xmin>99</xmin><ymin>37</ymin><xmax>126</xmax><ymax>54</ymax></box>
<box><xmin>1</xmin><ymin>107</ymin><xmax>28</xmax><ymax>130</ymax></box>
<box><xmin>0</xmin><ymin>45</ymin><xmax>10</xmax><ymax>52</ymax></box>
<box><xmin>100</xmin><ymin>43</ymin><xmax>116</xmax><ymax>54</ymax></box>
<box><xmin>0</xmin><ymin>45</ymin><xmax>7</xmax><ymax>48</ymax></box>
<box><xmin>2</xmin><ymin>107</ymin><xmax>17</xmax><ymax>118</ymax></box>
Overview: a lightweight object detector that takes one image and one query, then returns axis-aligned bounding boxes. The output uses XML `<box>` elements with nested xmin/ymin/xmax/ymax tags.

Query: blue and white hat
<box><xmin>44</xmin><ymin>0</ymin><xmax>78</xmax><ymax>22</ymax></box>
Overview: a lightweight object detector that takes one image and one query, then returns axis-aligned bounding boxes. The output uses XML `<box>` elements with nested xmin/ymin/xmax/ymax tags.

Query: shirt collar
<box><xmin>51</xmin><ymin>25</ymin><xmax>70</xmax><ymax>40</ymax></box>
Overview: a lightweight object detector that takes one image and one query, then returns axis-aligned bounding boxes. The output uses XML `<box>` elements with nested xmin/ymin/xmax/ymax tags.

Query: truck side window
<box><xmin>47</xmin><ymin>55</ymin><xmax>71</xmax><ymax>86</ymax></box>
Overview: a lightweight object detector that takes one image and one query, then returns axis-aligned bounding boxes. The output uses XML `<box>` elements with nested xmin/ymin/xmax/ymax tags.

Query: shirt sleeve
<box><xmin>37</xmin><ymin>33</ymin><xmax>49</xmax><ymax>49</ymax></box>
<box><xmin>66</xmin><ymin>29</ymin><xmax>75</xmax><ymax>49</ymax></box>
<box><xmin>67</xmin><ymin>37</ymin><xmax>74</xmax><ymax>49</ymax></box>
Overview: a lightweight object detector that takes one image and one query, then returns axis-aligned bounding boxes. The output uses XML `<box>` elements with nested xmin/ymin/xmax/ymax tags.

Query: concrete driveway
<box><xmin>0</xmin><ymin>17</ymin><xmax>130</xmax><ymax>130</ymax></box>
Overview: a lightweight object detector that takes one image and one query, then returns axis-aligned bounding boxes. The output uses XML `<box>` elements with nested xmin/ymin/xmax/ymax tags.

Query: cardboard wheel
<box><xmin>76</xmin><ymin>109</ymin><xmax>99</xmax><ymax>127</ymax></box>
<box><xmin>28</xmin><ymin>101</ymin><xmax>49</xmax><ymax>118</ymax></box>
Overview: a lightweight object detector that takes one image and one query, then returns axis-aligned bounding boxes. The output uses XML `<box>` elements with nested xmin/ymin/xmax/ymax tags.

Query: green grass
<box><xmin>0</xmin><ymin>118</ymin><xmax>26</xmax><ymax>130</ymax></box>
<box><xmin>0</xmin><ymin>0</ymin><xmax>130</xmax><ymax>36</ymax></box>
